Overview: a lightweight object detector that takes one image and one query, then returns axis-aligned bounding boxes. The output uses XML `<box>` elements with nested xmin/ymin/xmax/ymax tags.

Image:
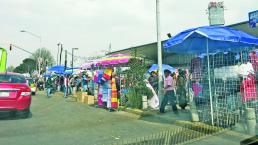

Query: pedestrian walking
<box><xmin>160</xmin><ymin>69</ymin><xmax>178</xmax><ymax>114</ymax></box>
<box><xmin>64</xmin><ymin>75</ymin><xmax>69</xmax><ymax>98</ymax></box>
<box><xmin>45</xmin><ymin>77</ymin><xmax>53</xmax><ymax>98</ymax></box>
<box><xmin>177</xmin><ymin>69</ymin><xmax>187</xmax><ymax>110</ymax></box>
<box><xmin>82</xmin><ymin>73</ymin><xmax>88</xmax><ymax>92</ymax></box>
<box><xmin>69</xmin><ymin>76</ymin><xmax>75</xmax><ymax>94</ymax></box>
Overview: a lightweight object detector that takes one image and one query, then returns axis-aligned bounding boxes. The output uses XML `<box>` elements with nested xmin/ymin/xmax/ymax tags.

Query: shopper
<box><xmin>160</xmin><ymin>69</ymin><xmax>178</xmax><ymax>114</ymax></box>
<box><xmin>63</xmin><ymin>75</ymin><xmax>69</xmax><ymax>98</ymax></box>
<box><xmin>148</xmin><ymin>71</ymin><xmax>158</xmax><ymax>93</ymax></box>
<box><xmin>177</xmin><ymin>69</ymin><xmax>187</xmax><ymax>110</ymax></box>
<box><xmin>45</xmin><ymin>77</ymin><xmax>52</xmax><ymax>98</ymax></box>
<box><xmin>82</xmin><ymin>73</ymin><xmax>88</xmax><ymax>92</ymax></box>
<box><xmin>69</xmin><ymin>76</ymin><xmax>75</xmax><ymax>94</ymax></box>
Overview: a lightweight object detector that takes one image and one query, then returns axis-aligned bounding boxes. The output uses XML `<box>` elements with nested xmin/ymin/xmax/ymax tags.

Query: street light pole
<box><xmin>156</xmin><ymin>0</ymin><xmax>163</xmax><ymax>106</ymax></box>
<box><xmin>20</xmin><ymin>30</ymin><xmax>42</xmax><ymax>76</ymax></box>
<box><xmin>57</xmin><ymin>43</ymin><xmax>60</xmax><ymax>65</ymax></box>
<box><xmin>72</xmin><ymin>48</ymin><xmax>78</xmax><ymax>74</ymax></box>
<box><xmin>20</xmin><ymin>30</ymin><xmax>42</xmax><ymax>48</ymax></box>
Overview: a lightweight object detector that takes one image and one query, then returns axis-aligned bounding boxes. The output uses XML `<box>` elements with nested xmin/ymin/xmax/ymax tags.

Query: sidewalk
<box><xmin>184</xmin><ymin>130</ymin><xmax>251</xmax><ymax>145</ymax></box>
<box><xmin>132</xmin><ymin>109</ymin><xmax>253</xmax><ymax>145</ymax></box>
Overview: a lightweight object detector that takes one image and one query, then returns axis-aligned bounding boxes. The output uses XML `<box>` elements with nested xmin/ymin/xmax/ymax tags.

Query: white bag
<box><xmin>146</xmin><ymin>81</ymin><xmax>159</xmax><ymax>109</ymax></box>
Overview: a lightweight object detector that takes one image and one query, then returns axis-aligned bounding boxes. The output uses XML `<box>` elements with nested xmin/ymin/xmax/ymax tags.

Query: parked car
<box><xmin>0</xmin><ymin>72</ymin><xmax>31</xmax><ymax>118</ymax></box>
<box><xmin>26</xmin><ymin>78</ymin><xmax>37</xmax><ymax>95</ymax></box>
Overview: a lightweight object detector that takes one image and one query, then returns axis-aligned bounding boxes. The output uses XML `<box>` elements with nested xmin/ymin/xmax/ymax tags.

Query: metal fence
<box><xmin>107</xmin><ymin>123</ymin><xmax>224</xmax><ymax>145</ymax></box>
<box><xmin>180</xmin><ymin>49</ymin><xmax>258</xmax><ymax>128</ymax></box>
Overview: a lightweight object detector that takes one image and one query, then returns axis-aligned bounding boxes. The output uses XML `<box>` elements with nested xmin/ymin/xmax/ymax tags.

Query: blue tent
<box><xmin>163</xmin><ymin>26</ymin><xmax>258</xmax><ymax>126</ymax></box>
<box><xmin>163</xmin><ymin>26</ymin><xmax>258</xmax><ymax>54</ymax></box>
<box><xmin>48</xmin><ymin>65</ymin><xmax>71</xmax><ymax>74</ymax></box>
<box><xmin>148</xmin><ymin>64</ymin><xmax>176</xmax><ymax>73</ymax></box>
<box><xmin>64</xmin><ymin>68</ymin><xmax>81</xmax><ymax>75</ymax></box>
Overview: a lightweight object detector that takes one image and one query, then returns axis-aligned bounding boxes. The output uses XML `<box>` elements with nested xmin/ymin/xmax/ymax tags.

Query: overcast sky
<box><xmin>0</xmin><ymin>0</ymin><xmax>257</xmax><ymax>67</ymax></box>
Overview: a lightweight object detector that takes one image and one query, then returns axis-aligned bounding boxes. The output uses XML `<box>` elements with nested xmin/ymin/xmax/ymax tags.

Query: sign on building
<box><xmin>249</xmin><ymin>10</ymin><xmax>258</xmax><ymax>28</ymax></box>
<box><xmin>208</xmin><ymin>2</ymin><xmax>225</xmax><ymax>26</ymax></box>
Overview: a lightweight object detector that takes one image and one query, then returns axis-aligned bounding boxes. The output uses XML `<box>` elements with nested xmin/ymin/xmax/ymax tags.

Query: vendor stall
<box><xmin>163</xmin><ymin>26</ymin><xmax>258</xmax><ymax>127</ymax></box>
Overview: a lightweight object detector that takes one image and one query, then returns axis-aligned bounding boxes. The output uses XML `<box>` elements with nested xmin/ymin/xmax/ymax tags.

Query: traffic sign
<box><xmin>249</xmin><ymin>10</ymin><xmax>258</xmax><ymax>28</ymax></box>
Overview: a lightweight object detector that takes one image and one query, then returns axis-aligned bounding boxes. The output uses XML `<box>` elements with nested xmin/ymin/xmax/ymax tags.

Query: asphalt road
<box><xmin>0</xmin><ymin>92</ymin><xmax>181</xmax><ymax>145</ymax></box>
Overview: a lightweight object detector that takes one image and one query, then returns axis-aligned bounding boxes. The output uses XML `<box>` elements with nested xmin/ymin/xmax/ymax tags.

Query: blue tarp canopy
<box><xmin>148</xmin><ymin>64</ymin><xmax>176</xmax><ymax>73</ymax></box>
<box><xmin>163</xmin><ymin>26</ymin><xmax>258</xmax><ymax>54</ymax></box>
<box><xmin>48</xmin><ymin>65</ymin><xmax>71</xmax><ymax>74</ymax></box>
<box><xmin>64</xmin><ymin>68</ymin><xmax>81</xmax><ymax>75</ymax></box>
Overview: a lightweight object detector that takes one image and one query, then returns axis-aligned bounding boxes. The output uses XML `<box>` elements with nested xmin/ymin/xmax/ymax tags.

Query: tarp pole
<box><xmin>206</xmin><ymin>38</ymin><xmax>214</xmax><ymax>126</ymax></box>
<box><xmin>156</xmin><ymin>0</ymin><xmax>163</xmax><ymax>107</ymax></box>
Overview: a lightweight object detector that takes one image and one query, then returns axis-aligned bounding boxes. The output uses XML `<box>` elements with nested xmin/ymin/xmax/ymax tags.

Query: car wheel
<box><xmin>18</xmin><ymin>109</ymin><xmax>31</xmax><ymax>119</ymax></box>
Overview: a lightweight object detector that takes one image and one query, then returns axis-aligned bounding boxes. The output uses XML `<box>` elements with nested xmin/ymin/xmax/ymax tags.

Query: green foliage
<box><xmin>124</xmin><ymin>58</ymin><xmax>153</xmax><ymax>109</ymax></box>
<box><xmin>31</xmin><ymin>48</ymin><xmax>55</xmax><ymax>66</ymax></box>
<box><xmin>14</xmin><ymin>58</ymin><xmax>36</xmax><ymax>74</ymax></box>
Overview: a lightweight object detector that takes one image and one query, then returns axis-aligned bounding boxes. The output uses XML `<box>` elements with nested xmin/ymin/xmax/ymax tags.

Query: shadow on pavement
<box><xmin>139</xmin><ymin>109</ymin><xmax>192</xmax><ymax>125</ymax></box>
<box><xmin>0</xmin><ymin>112</ymin><xmax>33</xmax><ymax>121</ymax></box>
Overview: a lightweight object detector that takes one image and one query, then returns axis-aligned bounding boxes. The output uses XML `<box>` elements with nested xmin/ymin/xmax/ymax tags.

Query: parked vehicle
<box><xmin>0</xmin><ymin>73</ymin><xmax>31</xmax><ymax>118</ymax></box>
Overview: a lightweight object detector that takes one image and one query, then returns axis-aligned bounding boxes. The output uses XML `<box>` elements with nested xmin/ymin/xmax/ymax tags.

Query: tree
<box><xmin>124</xmin><ymin>58</ymin><xmax>153</xmax><ymax>109</ymax></box>
<box><xmin>14</xmin><ymin>58</ymin><xmax>36</xmax><ymax>74</ymax></box>
<box><xmin>31</xmin><ymin>48</ymin><xmax>55</xmax><ymax>67</ymax></box>
<box><xmin>7</xmin><ymin>66</ymin><xmax>15</xmax><ymax>72</ymax></box>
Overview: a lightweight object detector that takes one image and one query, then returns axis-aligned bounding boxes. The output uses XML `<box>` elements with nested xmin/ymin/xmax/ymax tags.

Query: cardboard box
<box><xmin>85</xmin><ymin>95</ymin><xmax>95</xmax><ymax>105</ymax></box>
<box><xmin>81</xmin><ymin>92</ymin><xmax>88</xmax><ymax>103</ymax></box>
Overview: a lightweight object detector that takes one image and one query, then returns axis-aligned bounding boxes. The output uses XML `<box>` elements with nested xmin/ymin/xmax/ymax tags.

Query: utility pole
<box><xmin>109</xmin><ymin>43</ymin><xmax>112</xmax><ymax>53</ymax></box>
<box><xmin>156</xmin><ymin>0</ymin><xmax>163</xmax><ymax>105</ymax></box>
<box><xmin>71</xmin><ymin>48</ymin><xmax>78</xmax><ymax>74</ymax></box>
<box><xmin>64</xmin><ymin>50</ymin><xmax>67</xmax><ymax>70</ymax></box>
<box><xmin>59</xmin><ymin>44</ymin><xmax>63</xmax><ymax>65</ymax></box>
<box><xmin>57</xmin><ymin>43</ymin><xmax>60</xmax><ymax>65</ymax></box>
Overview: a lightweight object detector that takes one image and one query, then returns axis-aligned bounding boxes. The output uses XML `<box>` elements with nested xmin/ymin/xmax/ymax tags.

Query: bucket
<box><xmin>142</xmin><ymin>96</ymin><xmax>148</xmax><ymax>109</ymax></box>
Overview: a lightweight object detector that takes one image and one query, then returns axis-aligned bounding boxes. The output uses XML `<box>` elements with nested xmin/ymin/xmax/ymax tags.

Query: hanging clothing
<box><xmin>102</xmin><ymin>81</ymin><xmax>109</xmax><ymax>102</ymax></box>
<box><xmin>190</xmin><ymin>57</ymin><xmax>202</xmax><ymax>80</ymax></box>
<box><xmin>192</xmin><ymin>82</ymin><xmax>202</xmax><ymax>97</ymax></box>
<box><xmin>93</xmin><ymin>71</ymin><xmax>99</xmax><ymax>83</ymax></box>
<box><xmin>98</xmin><ymin>85</ymin><xmax>103</xmax><ymax>106</ymax></box>
<box><xmin>111</xmin><ymin>78</ymin><xmax>118</xmax><ymax>108</ymax></box>
<box><xmin>107</xmin><ymin>89</ymin><xmax>112</xmax><ymax>108</ymax></box>
<box><xmin>240</xmin><ymin>74</ymin><xmax>257</xmax><ymax>103</ymax></box>
<box><xmin>249</xmin><ymin>51</ymin><xmax>258</xmax><ymax>72</ymax></box>
<box><xmin>102</xmin><ymin>68</ymin><xmax>113</xmax><ymax>81</ymax></box>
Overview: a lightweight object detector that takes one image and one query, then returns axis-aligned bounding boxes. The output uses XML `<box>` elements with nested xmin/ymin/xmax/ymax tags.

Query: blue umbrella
<box><xmin>164</xmin><ymin>26</ymin><xmax>258</xmax><ymax>54</ymax></box>
<box><xmin>64</xmin><ymin>68</ymin><xmax>80</xmax><ymax>75</ymax></box>
<box><xmin>163</xmin><ymin>26</ymin><xmax>258</xmax><ymax>126</ymax></box>
<box><xmin>148</xmin><ymin>64</ymin><xmax>176</xmax><ymax>73</ymax></box>
<box><xmin>48</xmin><ymin>65</ymin><xmax>71</xmax><ymax>74</ymax></box>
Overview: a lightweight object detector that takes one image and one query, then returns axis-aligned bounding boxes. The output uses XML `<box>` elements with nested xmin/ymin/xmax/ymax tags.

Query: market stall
<box><xmin>163</xmin><ymin>26</ymin><xmax>258</xmax><ymax>127</ymax></box>
<box><xmin>79</xmin><ymin>54</ymin><xmax>132</xmax><ymax>110</ymax></box>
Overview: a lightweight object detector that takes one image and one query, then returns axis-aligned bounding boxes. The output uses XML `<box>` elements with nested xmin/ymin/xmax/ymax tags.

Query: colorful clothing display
<box><xmin>98</xmin><ymin>85</ymin><xmax>103</xmax><ymax>106</ymax></box>
<box><xmin>111</xmin><ymin>78</ymin><xmax>118</xmax><ymax>108</ymax></box>
<box><xmin>240</xmin><ymin>74</ymin><xmax>257</xmax><ymax>103</ymax></box>
<box><xmin>249</xmin><ymin>51</ymin><xmax>258</xmax><ymax>72</ymax></box>
<box><xmin>94</xmin><ymin>68</ymin><xmax>119</xmax><ymax>109</ymax></box>
<box><xmin>192</xmin><ymin>82</ymin><xmax>202</xmax><ymax>97</ymax></box>
<box><xmin>190</xmin><ymin>57</ymin><xmax>202</xmax><ymax>80</ymax></box>
<box><xmin>102</xmin><ymin>68</ymin><xmax>112</xmax><ymax>81</ymax></box>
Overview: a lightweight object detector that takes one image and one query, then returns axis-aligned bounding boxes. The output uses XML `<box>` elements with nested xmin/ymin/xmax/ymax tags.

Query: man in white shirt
<box><xmin>160</xmin><ymin>69</ymin><xmax>178</xmax><ymax>114</ymax></box>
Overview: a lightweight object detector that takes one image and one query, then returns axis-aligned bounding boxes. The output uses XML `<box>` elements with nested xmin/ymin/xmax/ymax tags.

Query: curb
<box><xmin>121</xmin><ymin>107</ymin><xmax>157</xmax><ymax>117</ymax></box>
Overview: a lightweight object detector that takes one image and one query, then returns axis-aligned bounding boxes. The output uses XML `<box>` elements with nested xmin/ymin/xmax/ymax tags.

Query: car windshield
<box><xmin>0</xmin><ymin>74</ymin><xmax>26</xmax><ymax>84</ymax></box>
